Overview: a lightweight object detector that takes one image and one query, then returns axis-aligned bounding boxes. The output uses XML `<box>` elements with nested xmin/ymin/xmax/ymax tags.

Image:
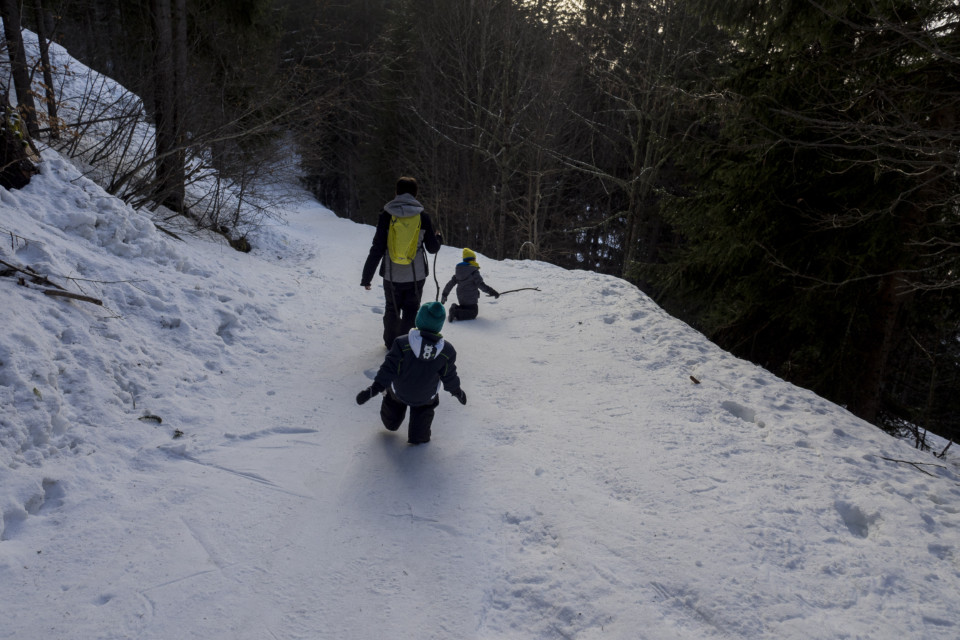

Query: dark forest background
<box><xmin>2</xmin><ymin>0</ymin><xmax>958</xmax><ymax>444</ymax></box>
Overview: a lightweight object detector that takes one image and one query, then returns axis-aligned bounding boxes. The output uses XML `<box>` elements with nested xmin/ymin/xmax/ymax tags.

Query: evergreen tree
<box><xmin>657</xmin><ymin>0</ymin><xmax>960</xmax><ymax>430</ymax></box>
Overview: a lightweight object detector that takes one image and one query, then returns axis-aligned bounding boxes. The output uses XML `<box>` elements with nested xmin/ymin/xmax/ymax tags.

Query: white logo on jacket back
<box><xmin>409</xmin><ymin>329</ymin><xmax>444</xmax><ymax>359</ymax></box>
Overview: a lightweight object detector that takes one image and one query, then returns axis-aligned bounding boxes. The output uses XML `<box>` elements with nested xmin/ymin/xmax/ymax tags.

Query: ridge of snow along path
<box><xmin>1</xmin><ymin>151</ymin><xmax>959</xmax><ymax>639</ymax></box>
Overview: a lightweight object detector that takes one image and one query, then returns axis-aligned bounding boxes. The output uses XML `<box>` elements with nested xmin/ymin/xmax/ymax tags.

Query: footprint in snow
<box><xmin>721</xmin><ymin>400</ymin><xmax>766</xmax><ymax>428</ymax></box>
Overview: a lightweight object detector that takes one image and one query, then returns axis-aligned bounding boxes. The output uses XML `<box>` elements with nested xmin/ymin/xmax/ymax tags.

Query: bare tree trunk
<box><xmin>171</xmin><ymin>0</ymin><xmax>187</xmax><ymax>192</ymax></box>
<box><xmin>0</xmin><ymin>89</ymin><xmax>37</xmax><ymax>189</ymax></box>
<box><xmin>0</xmin><ymin>0</ymin><xmax>39</xmax><ymax>138</ymax></box>
<box><xmin>150</xmin><ymin>0</ymin><xmax>184</xmax><ymax>212</ymax></box>
<box><xmin>32</xmin><ymin>0</ymin><xmax>58</xmax><ymax>139</ymax></box>
<box><xmin>848</xmin><ymin>272</ymin><xmax>906</xmax><ymax>422</ymax></box>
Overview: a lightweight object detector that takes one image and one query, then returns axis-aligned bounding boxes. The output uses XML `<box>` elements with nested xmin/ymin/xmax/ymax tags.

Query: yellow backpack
<box><xmin>387</xmin><ymin>214</ymin><xmax>421</xmax><ymax>265</ymax></box>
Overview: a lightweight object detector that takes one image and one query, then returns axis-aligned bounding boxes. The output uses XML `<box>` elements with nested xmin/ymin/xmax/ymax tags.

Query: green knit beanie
<box><xmin>415</xmin><ymin>301</ymin><xmax>446</xmax><ymax>334</ymax></box>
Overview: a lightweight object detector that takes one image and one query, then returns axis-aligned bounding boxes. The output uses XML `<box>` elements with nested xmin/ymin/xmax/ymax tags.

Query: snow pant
<box><xmin>448</xmin><ymin>303</ymin><xmax>479</xmax><ymax>322</ymax></box>
<box><xmin>380</xmin><ymin>390</ymin><xmax>439</xmax><ymax>444</ymax></box>
<box><xmin>383</xmin><ymin>279</ymin><xmax>425</xmax><ymax>347</ymax></box>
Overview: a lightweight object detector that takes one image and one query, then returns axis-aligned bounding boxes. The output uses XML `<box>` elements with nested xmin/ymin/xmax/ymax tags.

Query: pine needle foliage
<box><xmin>655</xmin><ymin>0</ymin><xmax>960</xmax><ymax>434</ymax></box>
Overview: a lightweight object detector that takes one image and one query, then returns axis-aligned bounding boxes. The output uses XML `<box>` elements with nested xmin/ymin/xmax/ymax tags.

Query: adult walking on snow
<box><xmin>361</xmin><ymin>177</ymin><xmax>442</xmax><ymax>348</ymax></box>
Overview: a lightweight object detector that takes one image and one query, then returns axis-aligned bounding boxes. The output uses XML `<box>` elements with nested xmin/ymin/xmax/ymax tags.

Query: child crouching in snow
<box><xmin>440</xmin><ymin>248</ymin><xmax>499</xmax><ymax>322</ymax></box>
<box><xmin>356</xmin><ymin>301</ymin><xmax>467</xmax><ymax>445</ymax></box>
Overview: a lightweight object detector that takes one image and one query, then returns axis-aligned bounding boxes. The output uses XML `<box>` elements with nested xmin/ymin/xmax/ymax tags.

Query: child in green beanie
<box><xmin>356</xmin><ymin>301</ymin><xmax>467</xmax><ymax>444</ymax></box>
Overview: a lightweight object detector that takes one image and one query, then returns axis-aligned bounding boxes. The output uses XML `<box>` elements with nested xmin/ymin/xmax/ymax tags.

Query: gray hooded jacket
<box><xmin>442</xmin><ymin>261</ymin><xmax>498</xmax><ymax>305</ymax></box>
<box><xmin>360</xmin><ymin>194</ymin><xmax>442</xmax><ymax>286</ymax></box>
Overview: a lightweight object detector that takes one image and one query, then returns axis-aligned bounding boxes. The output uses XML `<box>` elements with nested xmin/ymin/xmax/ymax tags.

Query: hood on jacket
<box><xmin>408</xmin><ymin>328</ymin><xmax>445</xmax><ymax>361</ymax></box>
<box><xmin>455</xmin><ymin>262</ymin><xmax>479</xmax><ymax>278</ymax></box>
<box><xmin>383</xmin><ymin>193</ymin><xmax>424</xmax><ymax>219</ymax></box>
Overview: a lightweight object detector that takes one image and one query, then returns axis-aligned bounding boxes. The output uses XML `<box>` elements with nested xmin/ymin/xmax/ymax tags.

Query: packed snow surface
<box><xmin>1</xmin><ymin>151</ymin><xmax>958</xmax><ymax>640</ymax></box>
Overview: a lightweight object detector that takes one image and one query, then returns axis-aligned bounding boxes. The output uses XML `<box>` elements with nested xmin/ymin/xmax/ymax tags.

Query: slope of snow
<box><xmin>1</xmin><ymin>148</ymin><xmax>958</xmax><ymax>640</ymax></box>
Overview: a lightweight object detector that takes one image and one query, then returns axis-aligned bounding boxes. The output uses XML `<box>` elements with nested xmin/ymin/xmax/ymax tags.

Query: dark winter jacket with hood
<box><xmin>441</xmin><ymin>261</ymin><xmax>498</xmax><ymax>306</ymax></box>
<box><xmin>361</xmin><ymin>193</ymin><xmax>442</xmax><ymax>287</ymax></box>
<box><xmin>372</xmin><ymin>329</ymin><xmax>461</xmax><ymax>407</ymax></box>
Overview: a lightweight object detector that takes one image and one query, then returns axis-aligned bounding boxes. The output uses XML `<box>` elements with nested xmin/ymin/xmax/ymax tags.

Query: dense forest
<box><xmin>2</xmin><ymin>0</ymin><xmax>958</xmax><ymax>443</ymax></box>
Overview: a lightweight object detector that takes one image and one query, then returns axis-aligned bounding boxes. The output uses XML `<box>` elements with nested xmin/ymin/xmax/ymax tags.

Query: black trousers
<box><xmin>380</xmin><ymin>390</ymin><xmax>439</xmax><ymax>444</ymax></box>
<box><xmin>449</xmin><ymin>303</ymin><xmax>478</xmax><ymax>321</ymax></box>
<box><xmin>383</xmin><ymin>280</ymin><xmax>425</xmax><ymax>347</ymax></box>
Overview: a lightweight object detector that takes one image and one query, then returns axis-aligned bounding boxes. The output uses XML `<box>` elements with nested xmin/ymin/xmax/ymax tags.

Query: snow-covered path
<box><xmin>2</xmin><ymin>154</ymin><xmax>959</xmax><ymax>639</ymax></box>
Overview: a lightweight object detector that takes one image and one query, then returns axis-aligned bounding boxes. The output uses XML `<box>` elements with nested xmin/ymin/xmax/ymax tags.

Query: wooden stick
<box><xmin>0</xmin><ymin>258</ymin><xmax>67</xmax><ymax>290</ymax></box>
<box><xmin>42</xmin><ymin>289</ymin><xmax>103</xmax><ymax>305</ymax></box>
<box><xmin>498</xmin><ymin>287</ymin><xmax>541</xmax><ymax>295</ymax></box>
<box><xmin>880</xmin><ymin>456</ymin><xmax>945</xmax><ymax>477</ymax></box>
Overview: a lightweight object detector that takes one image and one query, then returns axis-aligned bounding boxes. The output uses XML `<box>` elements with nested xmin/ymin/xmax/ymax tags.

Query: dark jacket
<box><xmin>441</xmin><ymin>262</ymin><xmax>498</xmax><ymax>306</ymax></box>
<box><xmin>361</xmin><ymin>194</ymin><xmax>442</xmax><ymax>287</ymax></box>
<box><xmin>372</xmin><ymin>329</ymin><xmax>461</xmax><ymax>407</ymax></box>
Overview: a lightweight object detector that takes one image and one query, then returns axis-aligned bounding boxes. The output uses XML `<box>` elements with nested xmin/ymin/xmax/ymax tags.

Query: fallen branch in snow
<box><xmin>1</xmin><ymin>257</ymin><xmax>130</xmax><ymax>308</ymax></box>
<box><xmin>155</xmin><ymin>224</ymin><xmax>184</xmax><ymax>241</ymax></box>
<box><xmin>42</xmin><ymin>289</ymin><xmax>103</xmax><ymax>305</ymax></box>
<box><xmin>880</xmin><ymin>456</ymin><xmax>946</xmax><ymax>477</ymax></box>
<box><xmin>936</xmin><ymin>440</ymin><xmax>953</xmax><ymax>459</ymax></box>
<box><xmin>1</xmin><ymin>259</ymin><xmax>103</xmax><ymax>304</ymax></box>
<box><xmin>2</xmin><ymin>226</ymin><xmax>30</xmax><ymax>251</ymax></box>
<box><xmin>0</xmin><ymin>257</ymin><xmax>67</xmax><ymax>290</ymax></box>
<box><xmin>2</xmin><ymin>257</ymin><xmax>144</xmax><ymax>288</ymax></box>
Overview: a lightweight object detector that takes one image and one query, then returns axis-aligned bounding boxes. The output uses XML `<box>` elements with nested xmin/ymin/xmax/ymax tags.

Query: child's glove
<box><xmin>487</xmin><ymin>291</ymin><xmax>500</xmax><ymax>298</ymax></box>
<box><xmin>356</xmin><ymin>386</ymin><xmax>381</xmax><ymax>405</ymax></box>
<box><xmin>452</xmin><ymin>389</ymin><xmax>467</xmax><ymax>405</ymax></box>
<box><xmin>441</xmin><ymin>296</ymin><xmax>447</xmax><ymax>304</ymax></box>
